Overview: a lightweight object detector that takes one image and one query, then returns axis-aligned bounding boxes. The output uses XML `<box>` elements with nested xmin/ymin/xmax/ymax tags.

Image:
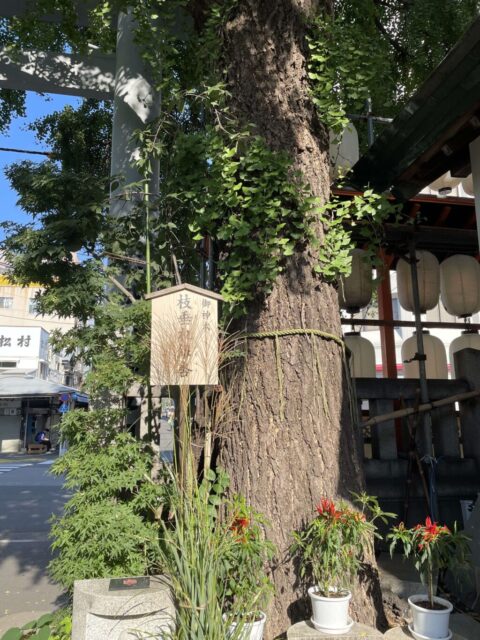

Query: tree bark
<box><xmin>216</xmin><ymin>1</ymin><xmax>386</xmax><ymax>638</ymax></box>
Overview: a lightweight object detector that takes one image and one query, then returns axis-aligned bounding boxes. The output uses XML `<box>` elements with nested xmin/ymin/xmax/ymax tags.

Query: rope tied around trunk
<box><xmin>243</xmin><ymin>327</ymin><xmax>345</xmax><ymax>348</ymax></box>
<box><xmin>239</xmin><ymin>328</ymin><xmax>346</xmax><ymax>421</ymax></box>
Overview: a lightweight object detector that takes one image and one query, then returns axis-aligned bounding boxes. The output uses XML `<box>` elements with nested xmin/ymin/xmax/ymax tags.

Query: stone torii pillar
<box><xmin>0</xmin><ymin>2</ymin><xmax>161</xmax><ymax>220</ymax></box>
<box><xmin>110</xmin><ymin>9</ymin><xmax>160</xmax><ymax>217</ymax></box>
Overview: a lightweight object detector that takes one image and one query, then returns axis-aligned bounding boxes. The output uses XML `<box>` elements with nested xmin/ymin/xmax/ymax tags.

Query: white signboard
<box><xmin>147</xmin><ymin>284</ymin><xmax>222</xmax><ymax>386</ymax></box>
<box><xmin>0</xmin><ymin>326</ymin><xmax>49</xmax><ymax>360</ymax></box>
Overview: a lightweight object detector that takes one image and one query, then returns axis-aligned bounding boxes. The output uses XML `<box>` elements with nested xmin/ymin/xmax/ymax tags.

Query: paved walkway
<box><xmin>0</xmin><ymin>462</ymin><xmax>32</xmax><ymax>476</ymax></box>
<box><xmin>0</xmin><ymin>457</ymin><xmax>69</xmax><ymax>634</ymax></box>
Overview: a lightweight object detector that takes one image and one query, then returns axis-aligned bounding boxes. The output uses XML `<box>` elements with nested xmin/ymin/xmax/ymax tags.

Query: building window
<box><xmin>0</xmin><ymin>361</ymin><xmax>16</xmax><ymax>368</ymax></box>
<box><xmin>0</xmin><ymin>297</ymin><xmax>13</xmax><ymax>309</ymax></box>
<box><xmin>28</xmin><ymin>298</ymin><xmax>39</xmax><ymax>314</ymax></box>
<box><xmin>39</xmin><ymin>362</ymin><xmax>49</xmax><ymax>379</ymax></box>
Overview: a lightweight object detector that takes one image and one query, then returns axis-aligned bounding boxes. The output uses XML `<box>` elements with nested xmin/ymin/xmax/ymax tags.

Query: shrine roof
<box><xmin>349</xmin><ymin>15</ymin><xmax>480</xmax><ymax>201</ymax></box>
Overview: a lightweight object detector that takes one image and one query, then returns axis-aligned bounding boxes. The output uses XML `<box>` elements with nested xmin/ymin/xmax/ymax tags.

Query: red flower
<box><xmin>416</xmin><ymin>517</ymin><xmax>450</xmax><ymax>550</ymax></box>
<box><xmin>232</xmin><ymin>517</ymin><xmax>249</xmax><ymax>530</ymax></box>
<box><xmin>316</xmin><ymin>498</ymin><xmax>338</xmax><ymax>518</ymax></box>
<box><xmin>230</xmin><ymin>516</ymin><xmax>250</xmax><ymax>543</ymax></box>
<box><xmin>424</xmin><ymin>517</ymin><xmax>449</xmax><ymax>537</ymax></box>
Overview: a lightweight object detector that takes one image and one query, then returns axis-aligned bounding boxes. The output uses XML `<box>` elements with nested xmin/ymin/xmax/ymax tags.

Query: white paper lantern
<box><xmin>461</xmin><ymin>174</ymin><xmax>474</xmax><ymax>197</ymax></box>
<box><xmin>329</xmin><ymin>123</ymin><xmax>360</xmax><ymax>179</ymax></box>
<box><xmin>396</xmin><ymin>250</ymin><xmax>440</xmax><ymax>313</ymax></box>
<box><xmin>449</xmin><ymin>330</ymin><xmax>480</xmax><ymax>376</ymax></box>
<box><xmin>344</xmin><ymin>332</ymin><xmax>376</xmax><ymax>378</ymax></box>
<box><xmin>429</xmin><ymin>171</ymin><xmax>461</xmax><ymax>195</ymax></box>
<box><xmin>440</xmin><ymin>254</ymin><xmax>480</xmax><ymax>318</ymax></box>
<box><xmin>338</xmin><ymin>249</ymin><xmax>373</xmax><ymax>313</ymax></box>
<box><xmin>402</xmin><ymin>331</ymin><xmax>448</xmax><ymax>379</ymax></box>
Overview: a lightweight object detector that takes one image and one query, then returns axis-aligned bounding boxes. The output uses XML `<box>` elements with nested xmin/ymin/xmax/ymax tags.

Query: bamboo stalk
<box><xmin>361</xmin><ymin>389</ymin><xmax>480</xmax><ymax>427</ymax></box>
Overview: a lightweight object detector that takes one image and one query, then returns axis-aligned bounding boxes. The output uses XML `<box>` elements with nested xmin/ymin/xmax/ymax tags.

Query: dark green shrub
<box><xmin>49</xmin><ymin>408</ymin><xmax>167</xmax><ymax>591</ymax></box>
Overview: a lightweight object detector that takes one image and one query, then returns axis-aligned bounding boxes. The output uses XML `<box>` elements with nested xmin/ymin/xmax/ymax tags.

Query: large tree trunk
<box><xmin>217</xmin><ymin>2</ymin><xmax>387</xmax><ymax>638</ymax></box>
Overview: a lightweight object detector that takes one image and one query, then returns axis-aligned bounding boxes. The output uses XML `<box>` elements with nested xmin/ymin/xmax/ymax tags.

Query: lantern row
<box><xmin>340</xmin><ymin>249</ymin><xmax>480</xmax><ymax>378</ymax></box>
<box><xmin>340</xmin><ymin>249</ymin><xmax>480</xmax><ymax>319</ymax></box>
<box><xmin>345</xmin><ymin>329</ymin><xmax>480</xmax><ymax>379</ymax></box>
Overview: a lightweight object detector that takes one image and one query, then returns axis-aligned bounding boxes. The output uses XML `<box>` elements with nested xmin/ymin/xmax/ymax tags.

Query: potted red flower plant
<box><xmin>388</xmin><ymin>517</ymin><xmax>470</xmax><ymax>640</ymax></box>
<box><xmin>222</xmin><ymin>496</ymin><xmax>276</xmax><ymax>640</ymax></box>
<box><xmin>291</xmin><ymin>493</ymin><xmax>393</xmax><ymax>635</ymax></box>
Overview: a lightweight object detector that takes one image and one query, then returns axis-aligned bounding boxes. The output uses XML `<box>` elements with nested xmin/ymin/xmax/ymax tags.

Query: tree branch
<box><xmin>108</xmin><ymin>275</ymin><xmax>136</xmax><ymax>303</ymax></box>
<box><xmin>373</xmin><ymin>13</ymin><xmax>407</xmax><ymax>60</ymax></box>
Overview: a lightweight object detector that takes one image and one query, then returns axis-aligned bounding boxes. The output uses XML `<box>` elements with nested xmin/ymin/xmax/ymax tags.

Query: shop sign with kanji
<box><xmin>0</xmin><ymin>326</ymin><xmax>49</xmax><ymax>359</ymax></box>
<box><xmin>146</xmin><ymin>284</ymin><xmax>223</xmax><ymax>386</ymax></box>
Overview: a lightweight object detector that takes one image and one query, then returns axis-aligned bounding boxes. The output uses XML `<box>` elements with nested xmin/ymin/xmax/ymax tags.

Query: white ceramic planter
<box><xmin>308</xmin><ymin>586</ymin><xmax>352</xmax><ymax>634</ymax></box>
<box><xmin>408</xmin><ymin>594</ymin><xmax>452</xmax><ymax>639</ymax></box>
<box><xmin>227</xmin><ymin>611</ymin><xmax>266</xmax><ymax>640</ymax></box>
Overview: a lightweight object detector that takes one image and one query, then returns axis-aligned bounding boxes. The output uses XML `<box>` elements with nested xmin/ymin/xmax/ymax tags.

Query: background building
<box><xmin>0</xmin><ymin>270</ymin><xmax>86</xmax><ymax>452</ymax></box>
<box><xmin>0</xmin><ymin>271</ymin><xmax>82</xmax><ymax>386</ymax></box>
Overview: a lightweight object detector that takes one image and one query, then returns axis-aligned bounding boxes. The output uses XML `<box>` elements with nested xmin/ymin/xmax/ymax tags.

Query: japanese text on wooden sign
<box><xmin>149</xmin><ymin>285</ymin><xmax>221</xmax><ymax>386</ymax></box>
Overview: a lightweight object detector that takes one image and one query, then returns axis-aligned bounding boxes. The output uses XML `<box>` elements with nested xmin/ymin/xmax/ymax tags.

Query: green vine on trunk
<box><xmin>182</xmin><ymin>127</ymin><xmax>316</xmax><ymax>311</ymax></box>
<box><xmin>315</xmin><ymin>189</ymin><xmax>401</xmax><ymax>279</ymax></box>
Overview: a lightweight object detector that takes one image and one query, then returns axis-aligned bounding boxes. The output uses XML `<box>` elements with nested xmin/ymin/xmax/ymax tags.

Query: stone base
<box><xmin>72</xmin><ymin>575</ymin><xmax>174</xmax><ymax>640</ymax></box>
<box><xmin>384</xmin><ymin>625</ymin><xmax>462</xmax><ymax>639</ymax></box>
<box><xmin>287</xmin><ymin>620</ymin><xmax>383</xmax><ymax>639</ymax></box>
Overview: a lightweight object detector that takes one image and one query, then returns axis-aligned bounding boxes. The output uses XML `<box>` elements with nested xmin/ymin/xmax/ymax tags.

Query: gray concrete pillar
<box><xmin>110</xmin><ymin>9</ymin><xmax>160</xmax><ymax>217</ymax></box>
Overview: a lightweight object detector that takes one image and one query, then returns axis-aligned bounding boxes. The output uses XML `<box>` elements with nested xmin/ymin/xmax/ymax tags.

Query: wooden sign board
<box><xmin>146</xmin><ymin>284</ymin><xmax>223</xmax><ymax>387</ymax></box>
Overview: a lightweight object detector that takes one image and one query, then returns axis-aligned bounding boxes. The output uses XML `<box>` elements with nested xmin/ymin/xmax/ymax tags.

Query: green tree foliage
<box><xmin>49</xmin><ymin>407</ymin><xmax>166</xmax><ymax>592</ymax></box>
<box><xmin>51</xmin><ymin>300</ymin><xmax>151</xmax><ymax>389</ymax></box>
<box><xmin>0</xmin><ymin>18</ymin><xmax>27</xmax><ymax>131</ymax></box>
<box><xmin>1</xmin><ymin>95</ymin><xmax>199</xmax><ymax>313</ymax></box>
<box><xmin>0</xmin><ymin>0</ymin><xmax>478</xmax><ymax>605</ymax></box>
<box><xmin>0</xmin><ymin>610</ymin><xmax>72</xmax><ymax>640</ymax></box>
<box><xmin>2</xmin><ymin>1</ymin><xmax>479</xmax><ymax>313</ymax></box>
<box><xmin>371</xmin><ymin>0</ymin><xmax>479</xmax><ymax>105</ymax></box>
<box><xmin>173</xmin><ymin>127</ymin><xmax>315</xmax><ymax>306</ymax></box>
<box><xmin>1</xmin><ymin>101</ymin><xmax>111</xmax><ymax>319</ymax></box>
<box><xmin>44</xmin><ymin>297</ymin><xmax>155</xmax><ymax>590</ymax></box>
<box><xmin>309</xmin><ymin>0</ymin><xmax>479</xmax><ymax>136</ymax></box>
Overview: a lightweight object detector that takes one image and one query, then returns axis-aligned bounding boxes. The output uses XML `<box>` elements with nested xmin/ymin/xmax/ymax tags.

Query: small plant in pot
<box><xmin>222</xmin><ymin>496</ymin><xmax>276</xmax><ymax>640</ymax></box>
<box><xmin>388</xmin><ymin>517</ymin><xmax>470</xmax><ymax>640</ymax></box>
<box><xmin>291</xmin><ymin>493</ymin><xmax>393</xmax><ymax>635</ymax></box>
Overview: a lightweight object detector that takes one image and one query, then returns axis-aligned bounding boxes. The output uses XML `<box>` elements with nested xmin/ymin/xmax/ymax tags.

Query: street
<box><xmin>0</xmin><ymin>455</ymin><xmax>69</xmax><ymax>633</ymax></box>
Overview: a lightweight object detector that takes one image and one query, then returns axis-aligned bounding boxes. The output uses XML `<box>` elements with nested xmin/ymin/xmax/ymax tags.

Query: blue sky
<box><xmin>0</xmin><ymin>92</ymin><xmax>80</xmax><ymax>239</ymax></box>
